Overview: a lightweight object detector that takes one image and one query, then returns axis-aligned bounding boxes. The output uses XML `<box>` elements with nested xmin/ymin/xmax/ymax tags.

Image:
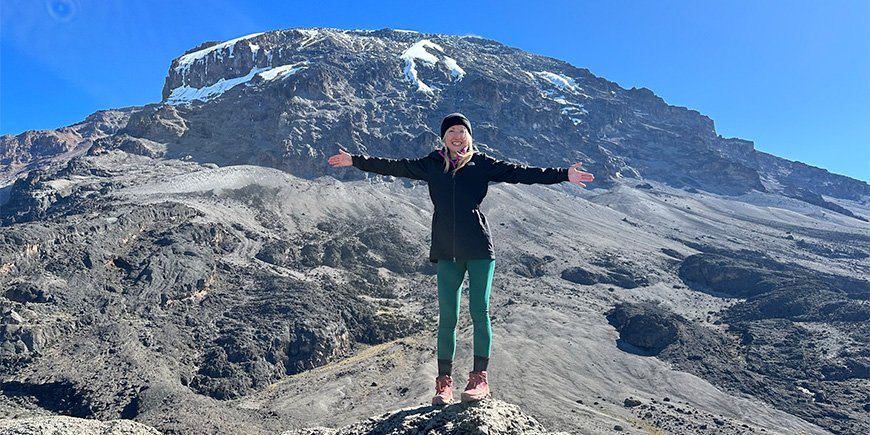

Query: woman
<box><xmin>327</xmin><ymin>113</ymin><xmax>594</xmax><ymax>405</ymax></box>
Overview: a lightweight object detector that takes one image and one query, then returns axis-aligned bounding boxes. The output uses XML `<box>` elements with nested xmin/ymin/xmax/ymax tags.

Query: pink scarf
<box><xmin>438</xmin><ymin>146</ymin><xmax>469</xmax><ymax>170</ymax></box>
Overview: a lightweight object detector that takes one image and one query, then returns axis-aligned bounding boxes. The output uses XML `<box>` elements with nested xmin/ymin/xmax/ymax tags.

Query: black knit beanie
<box><xmin>440</xmin><ymin>113</ymin><xmax>472</xmax><ymax>138</ymax></box>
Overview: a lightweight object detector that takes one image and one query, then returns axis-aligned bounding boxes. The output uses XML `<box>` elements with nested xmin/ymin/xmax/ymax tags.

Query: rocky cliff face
<box><xmin>1</xmin><ymin>110</ymin><xmax>133</xmax><ymax>181</ymax></box>
<box><xmin>154</xmin><ymin>28</ymin><xmax>774</xmax><ymax>196</ymax></box>
<box><xmin>1</xmin><ymin>27</ymin><xmax>868</xmax><ymax>435</ymax></box>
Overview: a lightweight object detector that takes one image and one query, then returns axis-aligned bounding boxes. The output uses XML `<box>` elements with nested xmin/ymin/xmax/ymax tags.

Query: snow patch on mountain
<box><xmin>443</xmin><ymin>56</ymin><xmax>465</xmax><ymax>80</ymax></box>
<box><xmin>295</xmin><ymin>29</ymin><xmax>323</xmax><ymax>50</ymax></box>
<box><xmin>167</xmin><ymin>62</ymin><xmax>308</xmax><ymax>104</ymax></box>
<box><xmin>530</xmin><ymin>71</ymin><xmax>589</xmax><ymax>125</ymax></box>
<box><xmin>536</xmin><ymin>71</ymin><xmax>580</xmax><ymax>92</ymax></box>
<box><xmin>400</xmin><ymin>39</ymin><xmax>464</xmax><ymax>94</ymax></box>
<box><xmin>258</xmin><ymin>62</ymin><xmax>309</xmax><ymax>81</ymax></box>
<box><xmin>167</xmin><ymin>67</ymin><xmax>266</xmax><ymax>104</ymax></box>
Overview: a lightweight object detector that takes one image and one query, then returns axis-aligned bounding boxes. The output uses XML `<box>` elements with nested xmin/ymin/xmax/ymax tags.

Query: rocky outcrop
<box><xmin>0</xmin><ymin>129</ymin><xmax>82</xmax><ymax>167</ymax></box>
<box><xmin>614</xmin><ymin>247</ymin><xmax>870</xmax><ymax>434</ymax></box>
<box><xmin>756</xmin><ymin>151</ymin><xmax>870</xmax><ymax>202</ymax></box>
<box><xmin>561</xmin><ymin>254</ymin><xmax>650</xmax><ymax>289</ymax></box>
<box><xmin>606</xmin><ymin>302</ymin><xmax>680</xmax><ymax>354</ymax></box>
<box><xmin>0</xmin><ymin>416</ymin><xmax>160</xmax><ymax>435</ymax></box>
<box><xmin>678</xmin><ymin>251</ymin><xmax>869</xmax><ymax>303</ymax></box>
<box><xmin>607</xmin><ymin>298</ymin><xmax>869</xmax><ymax>435</ymax></box>
<box><xmin>784</xmin><ymin>186</ymin><xmax>868</xmax><ymax>221</ymax></box>
<box><xmin>0</xmin><ymin>109</ymin><xmax>134</xmax><ymax>185</ymax></box>
<box><xmin>283</xmin><ymin>399</ymin><xmax>569</xmax><ymax>435</ymax></box>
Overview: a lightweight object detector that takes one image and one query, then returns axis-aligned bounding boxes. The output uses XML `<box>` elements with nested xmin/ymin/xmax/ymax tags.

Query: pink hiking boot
<box><xmin>461</xmin><ymin>371</ymin><xmax>491</xmax><ymax>403</ymax></box>
<box><xmin>432</xmin><ymin>375</ymin><xmax>453</xmax><ymax>406</ymax></box>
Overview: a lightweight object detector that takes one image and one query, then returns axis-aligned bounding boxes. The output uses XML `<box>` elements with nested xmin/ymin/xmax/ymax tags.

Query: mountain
<box><xmin>0</xmin><ymin>28</ymin><xmax>868</xmax><ymax>435</ymax></box>
<box><xmin>4</xmin><ymin>28</ymin><xmax>868</xmax><ymax>202</ymax></box>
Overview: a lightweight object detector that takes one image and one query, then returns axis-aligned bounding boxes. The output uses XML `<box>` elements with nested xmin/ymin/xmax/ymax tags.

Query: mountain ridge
<box><xmin>3</xmin><ymin>28</ymin><xmax>868</xmax><ymax>205</ymax></box>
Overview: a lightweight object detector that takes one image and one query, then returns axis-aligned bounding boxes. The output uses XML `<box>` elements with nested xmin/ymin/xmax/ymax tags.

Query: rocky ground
<box><xmin>283</xmin><ymin>399</ymin><xmax>570</xmax><ymax>435</ymax></box>
<box><xmin>0</xmin><ymin>415</ymin><xmax>160</xmax><ymax>435</ymax></box>
<box><xmin>1</xmin><ymin>149</ymin><xmax>866</xmax><ymax>434</ymax></box>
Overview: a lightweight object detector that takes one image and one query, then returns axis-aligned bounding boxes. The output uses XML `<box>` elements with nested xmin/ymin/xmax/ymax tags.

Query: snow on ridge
<box><xmin>402</xmin><ymin>39</ymin><xmax>442</xmax><ymax>64</ymax></box>
<box><xmin>258</xmin><ymin>62</ymin><xmax>309</xmax><ymax>81</ymax></box>
<box><xmin>400</xmin><ymin>39</ymin><xmax>465</xmax><ymax>94</ymax></box>
<box><xmin>443</xmin><ymin>56</ymin><xmax>465</xmax><ymax>80</ymax></box>
<box><xmin>535</xmin><ymin>71</ymin><xmax>579</xmax><ymax>92</ymax></box>
<box><xmin>175</xmin><ymin>32</ymin><xmax>265</xmax><ymax>73</ymax></box>
<box><xmin>531</xmin><ymin>71</ymin><xmax>588</xmax><ymax>125</ymax></box>
<box><xmin>296</xmin><ymin>29</ymin><xmax>322</xmax><ymax>49</ymax></box>
<box><xmin>167</xmin><ymin>67</ymin><xmax>267</xmax><ymax>104</ymax></box>
<box><xmin>166</xmin><ymin>62</ymin><xmax>308</xmax><ymax>105</ymax></box>
<box><xmin>400</xmin><ymin>40</ymin><xmax>442</xmax><ymax>94</ymax></box>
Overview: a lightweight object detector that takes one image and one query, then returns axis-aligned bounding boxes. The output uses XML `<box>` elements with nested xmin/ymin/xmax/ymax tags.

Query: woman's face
<box><xmin>443</xmin><ymin>125</ymin><xmax>471</xmax><ymax>156</ymax></box>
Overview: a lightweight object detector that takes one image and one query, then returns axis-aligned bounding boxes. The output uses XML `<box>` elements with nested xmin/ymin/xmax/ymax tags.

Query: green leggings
<box><xmin>436</xmin><ymin>259</ymin><xmax>496</xmax><ymax>361</ymax></box>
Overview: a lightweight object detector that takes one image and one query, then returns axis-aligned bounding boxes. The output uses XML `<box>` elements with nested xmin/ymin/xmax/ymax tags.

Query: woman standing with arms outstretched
<box><xmin>328</xmin><ymin>113</ymin><xmax>594</xmax><ymax>405</ymax></box>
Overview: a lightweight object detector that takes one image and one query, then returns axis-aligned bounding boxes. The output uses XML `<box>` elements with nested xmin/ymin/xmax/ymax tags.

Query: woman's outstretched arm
<box><xmin>328</xmin><ymin>149</ymin><xmax>431</xmax><ymax>181</ymax></box>
<box><xmin>487</xmin><ymin>156</ymin><xmax>594</xmax><ymax>187</ymax></box>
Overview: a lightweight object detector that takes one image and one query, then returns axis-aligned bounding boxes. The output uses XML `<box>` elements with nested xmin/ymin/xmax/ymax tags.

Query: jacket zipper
<box><xmin>452</xmin><ymin>173</ymin><xmax>457</xmax><ymax>262</ymax></box>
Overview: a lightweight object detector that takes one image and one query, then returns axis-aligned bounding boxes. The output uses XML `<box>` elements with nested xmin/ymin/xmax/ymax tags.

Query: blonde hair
<box><xmin>442</xmin><ymin>137</ymin><xmax>476</xmax><ymax>174</ymax></box>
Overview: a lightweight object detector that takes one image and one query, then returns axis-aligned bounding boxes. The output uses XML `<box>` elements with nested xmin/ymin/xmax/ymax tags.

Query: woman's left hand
<box><xmin>328</xmin><ymin>149</ymin><xmax>353</xmax><ymax>167</ymax></box>
<box><xmin>568</xmin><ymin>163</ymin><xmax>594</xmax><ymax>188</ymax></box>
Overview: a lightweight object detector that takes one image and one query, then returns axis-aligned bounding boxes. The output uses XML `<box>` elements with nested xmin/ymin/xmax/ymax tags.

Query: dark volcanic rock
<box><xmin>0</xmin><ymin>380</ymin><xmax>94</xmax><ymax>418</ymax></box>
<box><xmin>784</xmin><ymin>187</ymin><xmax>867</xmax><ymax>221</ymax></box>
<box><xmin>794</xmin><ymin>238</ymin><xmax>869</xmax><ymax>260</ymax></box>
<box><xmin>560</xmin><ymin>256</ymin><xmax>648</xmax><ymax>289</ymax></box>
<box><xmin>560</xmin><ymin>267</ymin><xmax>598</xmax><ymax>285</ymax></box>
<box><xmin>678</xmin><ymin>251</ymin><xmax>869</xmax><ymax>302</ymax></box>
<box><xmin>661</xmin><ymin>249</ymin><xmax>870</xmax><ymax>433</ymax></box>
<box><xmin>623</xmin><ymin>397</ymin><xmax>642</xmax><ymax>408</ymax></box>
<box><xmin>677</xmin><ymin>252</ymin><xmax>786</xmax><ymax>298</ymax></box>
<box><xmin>5</xmin><ymin>282</ymin><xmax>53</xmax><ymax>304</ymax></box>
<box><xmin>609</xmin><ymin>300</ymin><xmax>870</xmax><ymax>434</ymax></box>
<box><xmin>514</xmin><ymin>254</ymin><xmax>556</xmax><ymax>278</ymax></box>
<box><xmin>0</xmin><ymin>172</ymin><xmax>425</xmax><ymax>413</ymax></box>
<box><xmin>190</xmin><ymin>274</ymin><xmax>421</xmax><ymax>400</ymax></box>
<box><xmin>606</xmin><ymin>302</ymin><xmax>678</xmax><ymax>354</ymax></box>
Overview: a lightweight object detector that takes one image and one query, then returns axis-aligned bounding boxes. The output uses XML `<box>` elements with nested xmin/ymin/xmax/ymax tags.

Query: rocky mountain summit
<box><xmin>1</xmin><ymin>28</ymin><xmax>868</xmax><ymax>435</ymax></box>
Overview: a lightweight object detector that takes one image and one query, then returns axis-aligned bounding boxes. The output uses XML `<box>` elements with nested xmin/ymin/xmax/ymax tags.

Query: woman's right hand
<box><xmin>328</xmin><ymin>149</ymin><xmax>353</xmax><ymax>167</ymax></box>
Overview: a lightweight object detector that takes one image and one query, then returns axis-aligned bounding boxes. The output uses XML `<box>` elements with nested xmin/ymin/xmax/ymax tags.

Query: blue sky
<box><xmin>2</xmin><ymin>0</ymin><xmax>868</xmax><ymax>181</ymax></box>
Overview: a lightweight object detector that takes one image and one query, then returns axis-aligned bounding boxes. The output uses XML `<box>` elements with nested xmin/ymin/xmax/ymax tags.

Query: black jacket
<box><xmin>352</xmin><ymin>150</ymin><xmax>569</xmax><ymax>263</ymax></box>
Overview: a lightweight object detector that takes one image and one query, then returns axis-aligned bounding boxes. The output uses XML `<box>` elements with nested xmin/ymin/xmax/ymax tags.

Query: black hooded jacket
<box><xmin>352</xmin><ymin>150</ymin><xmax>569</xmax><ymax>263</ymax></box>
